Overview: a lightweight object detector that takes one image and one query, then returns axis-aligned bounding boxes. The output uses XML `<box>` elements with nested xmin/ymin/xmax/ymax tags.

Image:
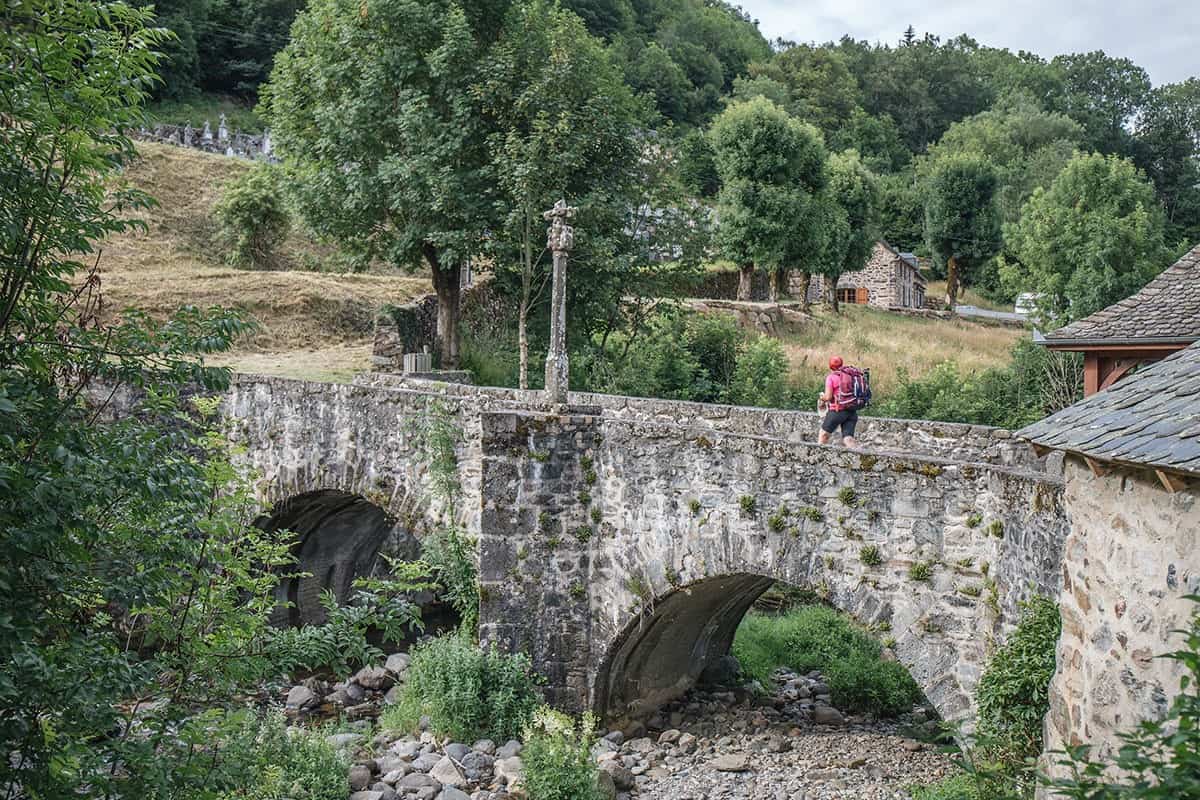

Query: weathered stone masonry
<box><xmin>223</xmin><ymin>374</ymin><xmax>1066</xmax><ymax>727</ymax></box>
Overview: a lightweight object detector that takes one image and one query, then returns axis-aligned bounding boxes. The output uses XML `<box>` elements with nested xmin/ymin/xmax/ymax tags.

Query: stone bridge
<box><xmin>224</xmin><ymin>374</ymin><xmax>1068</xmax><ymax>725</ymax></box>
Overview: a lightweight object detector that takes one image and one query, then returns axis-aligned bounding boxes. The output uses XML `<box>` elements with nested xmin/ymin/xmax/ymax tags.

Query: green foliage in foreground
<box><xmin>384</xmin><ymin>634</ymin><xmax>543</xmax><ymax>742</ymax></box>
<box><xmin>212</xmin><ymin>713</ymin><xmax>348</xmax><ymax>800</ymax></box>
<box><xmin>522</xmin><ymin>708</ymin><xmax>605</xmax><ymax>800</ymax></box>
<box><xmin>1047</xmin><ymin>596</ymin><xmax>1200</xmax><ymax>800</ymax></box>
<box><xmin>976</xmin><ymin>597</ymin><xmax>1062</xmax><ymax>763</ymax></box>
<box><xmin>909</xmin><ymin>773</ymin><xmax>985</xmax><ymax>800</ymax></box>
<box><xmin>732</xmin><ymin>605</ymin><xmax>920</xmax><ymax>716</ymax></box>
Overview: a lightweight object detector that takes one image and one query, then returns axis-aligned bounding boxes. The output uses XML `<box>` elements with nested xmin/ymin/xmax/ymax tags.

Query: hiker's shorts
<box><xmin>821</xmin><ymin>408</ymin><xmax>858</xmax><ymax>437</ymax></box>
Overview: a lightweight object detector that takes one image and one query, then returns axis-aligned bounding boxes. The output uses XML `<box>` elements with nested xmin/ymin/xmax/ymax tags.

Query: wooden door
<box><xmin>855</xmin><ymin>287</ymin><xmax>869</xmax><ymax>305</ymax></box>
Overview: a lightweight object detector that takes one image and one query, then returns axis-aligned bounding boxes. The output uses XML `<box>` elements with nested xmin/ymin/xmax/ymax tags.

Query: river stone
<box><xmin>348</xmin><ymin>792</ymin><xmax>383</xmax><ymax>800</ymax></box>
<box><xmin>472</xmin><ymin>739</ymin><xmax>496</xmax><ymax>754</ymax></box>
<box><xmin>430</xmin><ymin>756</ymin><xmax>466</xmax><ymax>787</ymax></box>
<box><xmin>385</xmin><ymin>652</ymin><xmax>410</xmax><ymax>676</ymax></box>
<box><xmin>348</xmin><ymin>764</ymin><xmax>373</xmax><ymax>791</ymax></box>
<box><xmin>285</xmin><ymin>685</ymin><xmax>317</xmax><ymax>709</ymax></box>
<box><xmin>813</xmin><ymin>705</ymin><xmax>845</xmax><ymax>725</ymax></box>
<box><xmin>445</xmin><ymin>742</ymin><xmax>471</xmax><ymax>761</ymax></box>
<box><xmin>599</xmin><ymin>760</ymin><xmax>635</xmax><ymax>790</ymax></box>
<box><xmin>354</xmin><ymin>665</ymin><xmax>393</xmax><ymax>691</ymax></box>
<box><xmin>496</xmin><ymin>740</ymin><xmax>523</xmax><ymax>759</ymax></box>
<box><xmin>412</xmin><ymin>752</ymin><xmax>441</xmax><ymax>772</ymax></box>
<box><xmin>495</xmin><ymin>756</ymin><xmax>524</xmax><ymax>787</ymax></box>
<box><xmin>438</xmin><ymin>788</ymin><xmax>470</xmax><ymax>800</ymax></box>
<box><xmin>327</xmin><ymin>732</ymin><xmax>366</xmax><ymax>750</ymax></box>
<box><xmin>397</xmin><ymin>773</ymin><xmax>440</xmax><ymax>791</ymax></box>
<box><xmin>712</xmin><ymin>754</ymin><xmax>750</xmax><ymax>772</ymax></box>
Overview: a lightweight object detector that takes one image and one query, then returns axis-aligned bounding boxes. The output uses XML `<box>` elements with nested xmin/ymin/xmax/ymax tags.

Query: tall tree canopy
<box><xmin>1003</xmin><ymin>152</ymin><xmax>1170</xmax><ymax>325</ymax></box>
<box><xmin>478</xmin><ymin>0</ymin><xmax>645</xmax><ymax>386</ymax></box>
<box><xmin>923</xmin><ymin>153</ymin><xmax>1001</xmax><ymax>307</ymax></box>
<box><xmin>708</xmin><ymin>97</ymin><xmax>829</xmax><ymax>300</ymax></box>
<box><xmin>815</xmin><ymin>150</ymin><xmax>882</xmax><ymax>311</ymax></box>
<box><xmin>1135</xmin><ymin>79</ymin><xmax>1200</xmax><ymax>245</ymax></box>
<box><xmin>263</xmin><ymin>0</ymin><xmax>512</xmax><ymax>366</ymax></box>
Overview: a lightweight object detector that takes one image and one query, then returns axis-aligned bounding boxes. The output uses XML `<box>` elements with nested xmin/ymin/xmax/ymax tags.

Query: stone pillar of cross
<box><xmin>543</xmin><ymin>199</ymin><xmax>576</xmax><ymax>405</ymax></box>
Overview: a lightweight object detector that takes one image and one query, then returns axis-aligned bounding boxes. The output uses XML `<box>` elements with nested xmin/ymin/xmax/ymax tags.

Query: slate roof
<box><xmin>1017</xmin><ymin>341</ymin><xmax>1200</xmax><ymax>476</ymax></box>
<box><xmin>1042</xmin><ymin>244</ymin><xmax>1200</xmax><ymax>346</ymax></box>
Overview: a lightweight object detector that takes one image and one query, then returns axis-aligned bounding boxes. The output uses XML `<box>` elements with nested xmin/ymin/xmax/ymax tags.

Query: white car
<box><xmin>1014</xmin><ymin>292</ymin><xmax>1041</xmax><ymax>316</ymax></box>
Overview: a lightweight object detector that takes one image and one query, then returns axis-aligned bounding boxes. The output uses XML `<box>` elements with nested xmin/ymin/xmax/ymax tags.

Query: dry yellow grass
<box><xmin>780</xmin><ymin>305</ymin><xmax>1025</xmax><ymax>395</ymax></box>
<box><xmin>923</xmin><ymin>280</ymin><xmax>1009</xmax><ymax>312</ymax></box>
<box><xmin>99</xmin><ymin>143</ymin><xmax>430</xmax><ymax>357</ymax></box>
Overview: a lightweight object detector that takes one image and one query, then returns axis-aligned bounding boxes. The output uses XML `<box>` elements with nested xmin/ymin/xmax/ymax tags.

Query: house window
<box><xmin>838</xmin><ymin>287</ymin><xmax>867</xmax><ymax>304</ymax></box>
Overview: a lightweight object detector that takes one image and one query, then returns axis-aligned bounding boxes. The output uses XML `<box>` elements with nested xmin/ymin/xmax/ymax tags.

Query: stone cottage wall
<box><xmin>1041</xmin><ymin>459</ymin><xmax>1200</xmax><ymax>786</ymax></box>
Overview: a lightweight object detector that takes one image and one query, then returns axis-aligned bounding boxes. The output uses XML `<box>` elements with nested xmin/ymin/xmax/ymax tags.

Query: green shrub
<box><xmin>976</xmin><ymin>596</ymin><xmax>1061</xmax><ymax>763</ymax></box>
<box><xmin>725</xmin><ymin>334</ymin><xmax>792</xmax><ymax>408</ymax></box>
<box><xmin>383</xmin><ymin>633</ymin><xmax>541</xmax><ymax>742</ymax></box>
<box><xmin>522</xmin><ymin>708</ymin><xmax>604</xmax><ymax>800</ymax></box>
<box><xmin>909</xmin><ymin>774</ymin><xmax>984</xmax><ymax>800</ymax></box>
<box><xmin>739</xmin><ymin>494</ymin><xmax>757</xmax><ymax>514</ymax></box>
<box><xmin>732</xmin><ymin>605</ymin><xmax>881</xmax><ymax>685</ymax></box>
<box><xmin>860</xmin><ymin>545</ymin><xmax>883</xmax><ymax>566</ymax></box>
<box><xmin>213</xmin><ymin>713</ymin><xmax>348</xmax><ymax>800</ymax></box>
<box><xmin>214</xmin><ymin>164</ymin><xmax>290</xmax><ymax>269</ymax></box>
<box><xmin>824</xmin><ymin>650</ymin><xmax>922</xmax><ymax>716</ymax></box>
<box><xmin>909</xmin><ymin>561</ymin><xmax>933</xmax><ymax>581</ymax></box>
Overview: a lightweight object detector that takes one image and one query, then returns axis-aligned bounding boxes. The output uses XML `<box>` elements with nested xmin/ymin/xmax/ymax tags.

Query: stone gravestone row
<box><xmin>135</xmin><ymin>112</ymin><xmax>276</xmax><ymax>162</ymax></box>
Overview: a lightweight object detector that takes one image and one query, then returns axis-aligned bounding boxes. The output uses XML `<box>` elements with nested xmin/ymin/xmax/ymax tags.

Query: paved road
<box><xmin>955</xmin><ymin>304</ymin><xmax>1029</xmax><ymax>323</ymax></box>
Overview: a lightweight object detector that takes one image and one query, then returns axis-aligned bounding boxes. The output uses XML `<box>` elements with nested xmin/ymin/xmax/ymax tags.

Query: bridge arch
<box><xmin>256</xmin><ymin>489</ymin><xmax>420</xmax><ymax>625</ymax></box>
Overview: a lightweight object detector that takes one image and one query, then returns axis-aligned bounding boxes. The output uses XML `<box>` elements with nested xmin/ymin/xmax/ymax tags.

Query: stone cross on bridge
<box><xmin>543</xmin><ymin>199</ymin><xmax>575</xmax><ymax>405</ymax></box>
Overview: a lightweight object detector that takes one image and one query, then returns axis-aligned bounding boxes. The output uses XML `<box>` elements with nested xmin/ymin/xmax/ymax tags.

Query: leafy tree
<box><xmin>479</xmin><ymin>0</ymin><xmax>643</xmax><ymax>388</ymax></box>
<box><xmin>814</xmin><ymin>150</ymin><xmax>881</xmax><ymax>312</ymax></box>
<box><xmin>677</xmin><ymin>128</ymin><xmax>721</xmax><ymax>197</ymax></box>
<box><xmin>1053</xmin><ymin>51</ymin><xmax>1151</xmax><ymax>157</ymax></box>
<box><xmin>1003</xmin><ymin>152</ymin><xmax>1169</xmax><ymax>325</ymax></box>
<box><xmin>708</xmin><ymin>97</ymin><xmax>829</xmax><ymax>300</ymax></box>
<box><xmin>213</xmin><ymin>163</ymin><xmax>290</xmax><ymax>269</ymax></box>
<box><xmin>1135</xmin><ymin>79</ymin><xmax>1200</xmax><ymax>245</ymax></box>
<box><xmin>262</xmin><ymin>0</ymin><xmax>511</xmax><ymax>366</ymax></box>
<box><xmin>135</xmin><ymin>0</ymin><xmax>211</xmax><ymax>98</ymax></box>
<box><xmin>742</xmin><ymin>43</ymin><xmax>862</xmax><ymax>135</ymax></box>
<box><xmin>923</xmin><ymin>153</ymin><xmax>1001</xmax><ymax>307</ymax></box>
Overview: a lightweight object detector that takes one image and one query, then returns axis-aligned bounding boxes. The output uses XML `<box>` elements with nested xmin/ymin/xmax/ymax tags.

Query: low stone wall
<box><xmin>682</xmin><ymin>299</ymin><xmax>811</xmax><ymax>336</ymax></box>
<box><xmin>1040</xmin><ymin>459</ymin><xmax>1200</xmax><ymax>788</ymax></box>
<box><xmin>476</xmin><ymin>408</ymin><xmax>1067</xmax><ymax>723</ymax></box>
<box><xmin>356</xmin><ymin>374</ymin><xmax>1050</xmax><ymax>472</ymax></box>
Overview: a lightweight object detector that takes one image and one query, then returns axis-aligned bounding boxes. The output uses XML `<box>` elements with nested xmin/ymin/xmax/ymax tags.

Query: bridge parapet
<box><xmin>355</xmin><ymin>373</ymin><xmax>1052</xmax><ymax>473</ymax></box>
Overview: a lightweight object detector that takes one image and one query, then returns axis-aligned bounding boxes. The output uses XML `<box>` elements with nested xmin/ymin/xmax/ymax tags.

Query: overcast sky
<box><xmin>737</xmin><ymin>0</ymin><xmax>1197</xmax><ymax>86</ymax></box>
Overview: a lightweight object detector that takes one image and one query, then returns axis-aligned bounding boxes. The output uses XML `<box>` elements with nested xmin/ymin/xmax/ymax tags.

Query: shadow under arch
<box><xmin>256</xmin><ymin>489</ymin><xmax>419</xmax><ymax>626</ymax></box>
<box><xmin>594</xmin><ymin>573</ymin><xmax>778</xmax><ymax>723</ymax></box>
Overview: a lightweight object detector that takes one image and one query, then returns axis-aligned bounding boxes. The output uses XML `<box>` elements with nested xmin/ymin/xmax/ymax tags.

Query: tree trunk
<box><xmin>945</xmin><ymin>255</ymin><xmax>959</xmax><ymax>309</ymax></box>
<box><xmin>796</xmin><ymin>271</ymin><xmax>812</xmax><ymax>313</ymax></box>
<box><xmin>737</xmin><ymin>263</ymin><xmax>754</xmax><ymax>301</ymax></box>
<box><xmin>767</xmin><ymin>268</ymin><xmax>779</xmax><ymax>303</ymax></box>
<box><xmin>427</xmin><ymin>246</ymin><xmax>462</xmax><ymax>368</ymax></box>
<box><xmin>518</xmin><ymin>299</ymin><xmax>529</xmax><ymax>390</ymax></box>
<box><xmin>827</xmin><ymin>280</ymin><xmax>840</xmax><ymax>313</ymax></box>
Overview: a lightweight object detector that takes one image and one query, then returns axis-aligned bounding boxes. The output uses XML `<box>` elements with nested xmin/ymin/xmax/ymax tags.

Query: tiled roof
<box><xmin>1043</xmin><ymin>244</ymin><xmax>1200</xmax><ymax>346</ymax></box>
<box><xmin>1016</xmin><ymin>341</ymin><xmax>1200</xmax><ymax>476</ymax></box>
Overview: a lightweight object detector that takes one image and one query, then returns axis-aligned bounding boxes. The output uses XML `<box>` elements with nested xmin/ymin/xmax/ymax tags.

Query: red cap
<box><xmin>829</xmin><ymin>355</ymin><xmax>843</xmax><ymax>370</ymax></box>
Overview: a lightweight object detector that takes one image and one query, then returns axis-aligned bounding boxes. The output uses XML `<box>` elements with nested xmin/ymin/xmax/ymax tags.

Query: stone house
<box><xmin>1041</xmin><ymin>243</ymin><xmax>1200</xmax><ymax>395</ymax></box>
<box><xmin>1018</xmin><ymin>342</ymin><xmax>1200</xmax><ymax>789</ymax></box>
<box><xmin>798</xmin><ymin>241</ymin><xmax>927</xmax><ymax>309</ymax></box>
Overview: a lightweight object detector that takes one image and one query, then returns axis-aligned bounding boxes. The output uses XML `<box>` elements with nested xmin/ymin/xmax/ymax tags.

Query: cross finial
<box><xmin>544</xmin><ymin>199</ymin><xmax>576</xmax><ymax>253</ymax></box>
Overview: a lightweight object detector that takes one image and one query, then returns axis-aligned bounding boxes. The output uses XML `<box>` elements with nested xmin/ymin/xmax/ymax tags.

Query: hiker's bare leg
<box><xmin>843</xmin><ymin>435</ymin><xmax>859</xmax><ymax>449</ymax></box>
<box><xmin>818</xmin><ymin>430</ymin><xmax>832</xmax><ymax>445</ymax></box>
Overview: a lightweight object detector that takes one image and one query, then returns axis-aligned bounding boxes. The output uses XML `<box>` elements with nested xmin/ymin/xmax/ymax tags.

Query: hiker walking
<box><xmin>818</xmin><ymin>356</ymin><xmax>870</xmax><ymax>448</ymax></box>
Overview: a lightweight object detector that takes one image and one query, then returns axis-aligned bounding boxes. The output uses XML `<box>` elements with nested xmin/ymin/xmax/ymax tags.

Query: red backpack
<box><xmin>832</xmin><ymin>366</ymin><xmax>871</xmax><ymax>411</ymax></box>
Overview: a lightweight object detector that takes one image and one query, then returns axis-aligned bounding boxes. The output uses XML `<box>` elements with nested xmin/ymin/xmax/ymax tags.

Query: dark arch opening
<box><xmin>256</xmin><ymin>490</ymin><xmax>420</xmax><ymax>627</ymax></box>
<box><xmin>594</xmin><ymin>573</ymin><xmax>929</xmax><ymax>727</ymax></box>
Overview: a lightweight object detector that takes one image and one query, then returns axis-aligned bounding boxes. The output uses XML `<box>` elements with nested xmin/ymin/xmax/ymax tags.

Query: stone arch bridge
<box><xmin>225</xmin><ymin>373</ymin><xmax>1067</xmax><ymax>725</ymax></box>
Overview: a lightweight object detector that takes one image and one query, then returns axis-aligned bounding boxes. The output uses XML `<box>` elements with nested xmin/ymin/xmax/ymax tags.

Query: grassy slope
<box><xmin>101</xmin><ymin>143</ymin><xmax>430</xmax><ymax>377</ymax></box>
<box><xmin>779</xmin><ymin>305</ymin><xmax>1024</xmax><ymax>397</ymax></box>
